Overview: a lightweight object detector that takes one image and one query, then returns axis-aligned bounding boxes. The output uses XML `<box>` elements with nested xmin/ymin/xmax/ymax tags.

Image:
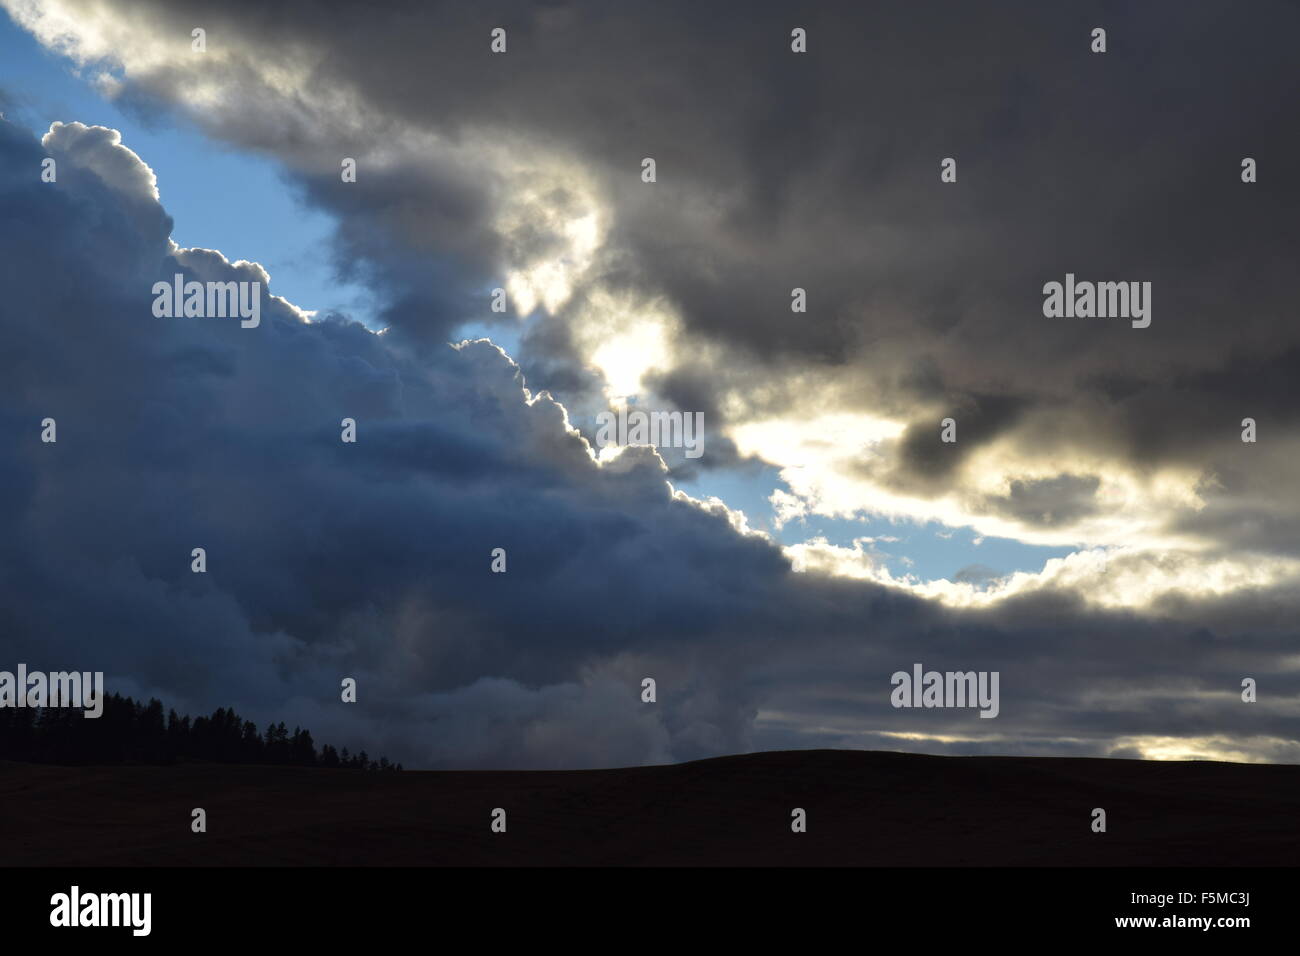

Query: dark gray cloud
<box><xmin>977</xmin><ymin>474</ymin><xmax>1101</xmax><ymax>528</ymax></box>
<box><xmin>3</xmin><ymin>0</ymin><xmax>1300</xmax><ymax>766</ymax></box>
<box><xmin>31</xmin><ymin>0</ymin><xmax>1297</xmax><ymax>544</ymax></box>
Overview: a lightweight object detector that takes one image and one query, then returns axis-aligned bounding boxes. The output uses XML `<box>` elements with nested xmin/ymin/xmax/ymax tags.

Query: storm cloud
<box><xmin>2</xmin><ymin>0</ymin><xmax>1299</xmax><ymax>766</ymax></box>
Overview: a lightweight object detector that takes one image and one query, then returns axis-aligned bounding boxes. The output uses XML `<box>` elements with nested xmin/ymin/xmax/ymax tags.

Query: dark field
<box><xmin>3</xmin><ymin>750</ymin><xmax>1296</xmax><ymax>866</ymax></box>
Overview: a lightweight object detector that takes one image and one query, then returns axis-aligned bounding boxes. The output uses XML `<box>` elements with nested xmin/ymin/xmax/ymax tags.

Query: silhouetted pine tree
<box><xmin>0</xmin><ymin>693</ymin><xmax>397</xmax><ymax>771</ymax></box>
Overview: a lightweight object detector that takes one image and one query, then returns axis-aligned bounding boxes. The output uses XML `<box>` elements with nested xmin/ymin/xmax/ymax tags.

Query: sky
<box><xmin>0</xmin><ymin>0</ymin><xmax>1297</xmax><ymax>768</ymax></box>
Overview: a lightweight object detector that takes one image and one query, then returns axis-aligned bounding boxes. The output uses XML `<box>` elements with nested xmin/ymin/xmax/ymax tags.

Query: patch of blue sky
<box><xmin>674</xmin><ymin>469</ymin><xmax>1074</xmax><ymax>582</ymax></box>
<box><xmin>0</xmin><ymin>15</ymin><xmax>372</xmax><ymax>325</ymax></box>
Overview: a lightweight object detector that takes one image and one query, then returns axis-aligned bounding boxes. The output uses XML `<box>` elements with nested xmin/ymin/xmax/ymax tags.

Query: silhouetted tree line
<box><xmin>0</xmin><ymin>693</ymin><xmax>401</xmax><ymax>771</ymax></box>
